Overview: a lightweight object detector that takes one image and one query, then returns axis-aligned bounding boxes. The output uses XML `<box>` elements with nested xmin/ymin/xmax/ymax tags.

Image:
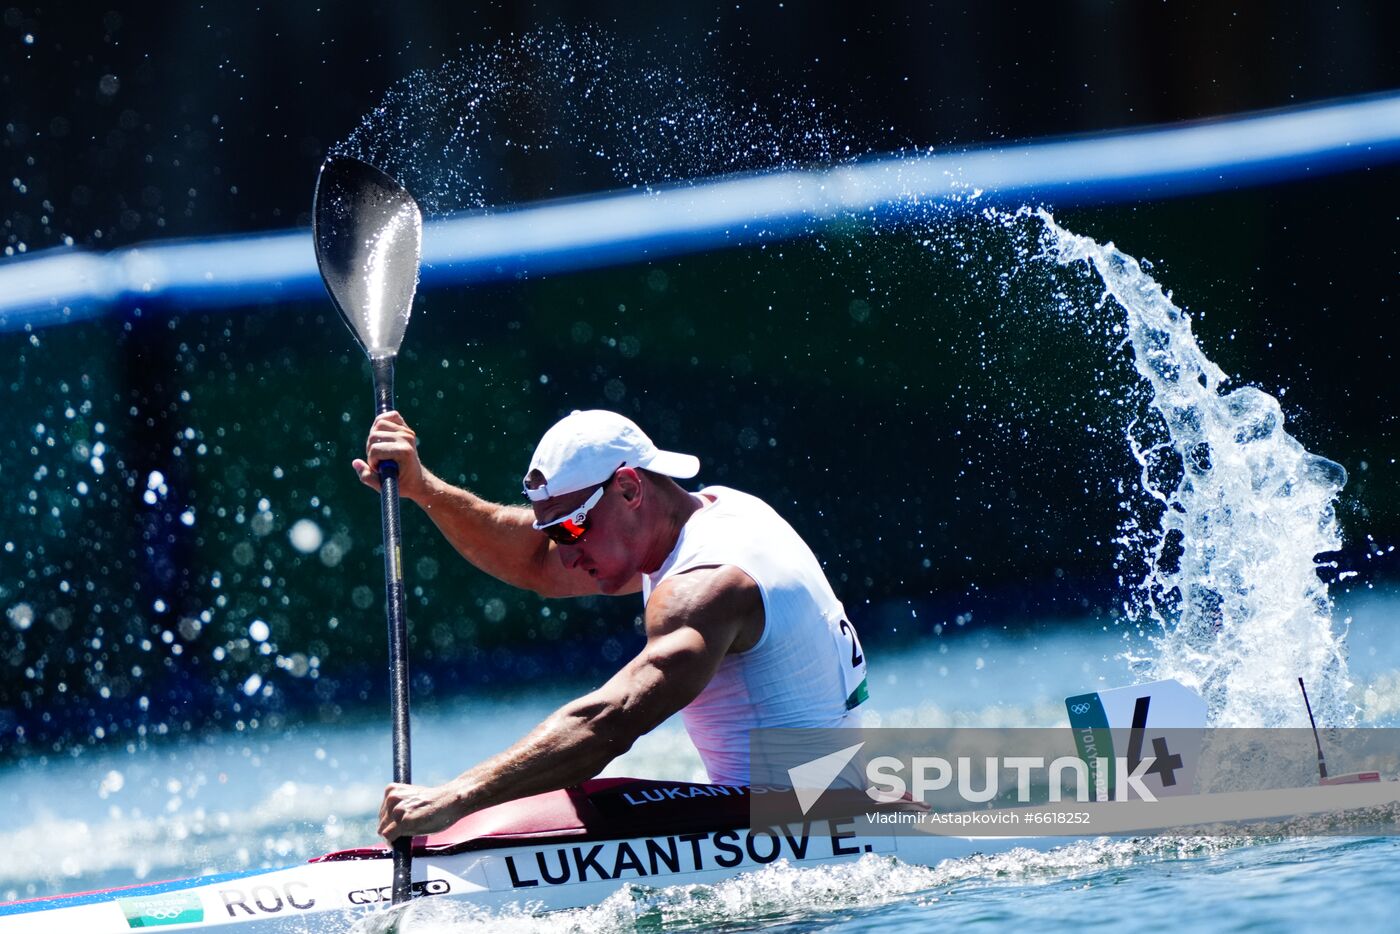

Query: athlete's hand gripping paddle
<box><xmin>312</xmin><ymin>155</ymin><xmax>423</xmax><ymax>905</ymax></box>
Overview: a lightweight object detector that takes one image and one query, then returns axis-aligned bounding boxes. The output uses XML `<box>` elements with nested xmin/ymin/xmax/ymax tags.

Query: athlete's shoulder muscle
<box><xmin>646</xmin><ymin>565</ymin><xmax>763</xmax><ymax>652</ymax></box>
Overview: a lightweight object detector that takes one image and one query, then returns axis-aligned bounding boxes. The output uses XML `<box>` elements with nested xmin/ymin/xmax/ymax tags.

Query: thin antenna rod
<box><xmin>1298</xmin><ymin>677</ymin><xmax>1328</xmax><ymax>781</ymax></box>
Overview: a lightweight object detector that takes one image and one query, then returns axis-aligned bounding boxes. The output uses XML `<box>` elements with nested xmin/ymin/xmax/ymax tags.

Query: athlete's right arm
<box><xmin>352</xmin><ymin>411</ymin><xmax>595</xmax><ymax>598</ymax></box>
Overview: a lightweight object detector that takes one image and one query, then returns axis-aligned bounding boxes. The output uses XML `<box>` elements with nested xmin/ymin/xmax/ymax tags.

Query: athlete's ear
<box><xmin>614</xmin><ymin>467</ymin><xmax>643</xmax><ymax>506</ymax></box>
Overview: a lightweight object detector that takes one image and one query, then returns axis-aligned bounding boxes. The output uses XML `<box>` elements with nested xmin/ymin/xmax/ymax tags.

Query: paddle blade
<box><xmin>313</xmin><ymin>155</ymin><xmax>423</xmax><ymax>359</ymax></box>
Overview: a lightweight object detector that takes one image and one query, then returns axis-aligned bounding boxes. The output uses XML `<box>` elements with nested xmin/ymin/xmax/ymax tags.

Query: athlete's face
<box><xmin>533</xmin><ymin>477</ymin><xmax>639</xmax><ymax>593</ymax></box>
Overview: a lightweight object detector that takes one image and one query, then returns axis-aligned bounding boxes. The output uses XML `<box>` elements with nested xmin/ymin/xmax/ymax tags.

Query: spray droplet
<box><xmin>288</xmin><ymin>519</ymin><xmax>323</xmax><ymax>554</ymax></box>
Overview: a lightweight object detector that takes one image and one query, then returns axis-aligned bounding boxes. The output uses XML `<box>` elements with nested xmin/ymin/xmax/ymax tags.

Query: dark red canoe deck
<box><xmin>314</xmin><ymin>777</ymin><xmax>755</xmax><ymax>861</ymax></box>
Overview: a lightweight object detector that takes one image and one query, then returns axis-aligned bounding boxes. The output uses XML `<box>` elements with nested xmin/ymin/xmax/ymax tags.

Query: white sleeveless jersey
<box><xmin>641</xmin><ymin>486</ymin><xmax>868</xmax><ymax>785</ymax></box>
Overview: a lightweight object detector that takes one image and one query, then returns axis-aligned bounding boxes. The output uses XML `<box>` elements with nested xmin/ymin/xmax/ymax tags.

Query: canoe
<box><xmin>3</xmin><ymin>773</ymin><xmax>1397</xmax><ymax>932</ymax></box>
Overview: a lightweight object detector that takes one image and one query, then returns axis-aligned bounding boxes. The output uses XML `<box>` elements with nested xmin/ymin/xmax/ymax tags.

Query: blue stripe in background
<box><xmin>2</xmin><ymin>91</ymin><xmax>1399</xmax><ymax>333</ymax></box>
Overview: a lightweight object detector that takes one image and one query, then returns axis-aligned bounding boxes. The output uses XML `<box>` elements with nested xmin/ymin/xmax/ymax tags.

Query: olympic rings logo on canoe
<box><xmin>347</xmin><ymin>878</ymin><xmax>450</xmax><ymax>905</ymax></box>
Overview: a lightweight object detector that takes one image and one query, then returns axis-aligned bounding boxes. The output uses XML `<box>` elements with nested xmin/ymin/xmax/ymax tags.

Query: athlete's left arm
<box><xmin>378</xmin><ymin>565</ymin><xmax>763</xmax><ymax>840</ymax></box>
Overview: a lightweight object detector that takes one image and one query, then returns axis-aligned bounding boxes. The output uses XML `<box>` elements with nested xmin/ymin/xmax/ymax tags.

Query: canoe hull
<box><xmin>4</xmin><ymin>777</ymin><xmax>1397</xmax><ymax>932</ymax></box>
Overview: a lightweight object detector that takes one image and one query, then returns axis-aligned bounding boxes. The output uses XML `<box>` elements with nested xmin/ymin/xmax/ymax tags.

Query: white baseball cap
<box><xmin>523</xmin><ymin>410</ymin><xmax>700</xmax><ymax>502</ymax></box>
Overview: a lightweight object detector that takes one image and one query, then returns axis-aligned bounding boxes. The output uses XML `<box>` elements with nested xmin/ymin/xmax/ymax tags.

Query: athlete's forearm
<box><xmin>383</xmin><ymin>612</ymin><xmax>733</xmax><ymax>840</ymax></box>
<box><xmin>443</xmin><ymin>626</ymin><xmax>718</xmax><ymax>816</ymax></box>
<box><xmin>445</xmin><ymin>696</ymin><xmax>633</xmax><ymax>815</ymax></box>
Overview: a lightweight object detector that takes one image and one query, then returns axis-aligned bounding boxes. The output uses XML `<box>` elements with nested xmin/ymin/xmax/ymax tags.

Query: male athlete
<box><xmin>354</xmin><ymin>408</ymin><xmax>868</xmax><ymax>841</ymax></box>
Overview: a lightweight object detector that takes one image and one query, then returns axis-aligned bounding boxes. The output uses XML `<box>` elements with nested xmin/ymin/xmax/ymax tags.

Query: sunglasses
<box><xmin>532</xmin><ymin>479</ymin><xmax>610</xmax><ymax>545</ymax></box>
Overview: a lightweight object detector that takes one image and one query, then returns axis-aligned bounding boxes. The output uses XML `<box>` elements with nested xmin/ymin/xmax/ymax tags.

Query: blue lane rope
<box><xmin>3</xmin><ymin>92</ymin><xmax>1400</xmax><ymax>332</ymax></box>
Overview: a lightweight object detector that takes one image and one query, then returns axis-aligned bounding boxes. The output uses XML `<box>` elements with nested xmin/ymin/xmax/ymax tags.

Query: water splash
<box><xmin>370</xmin><ymin>840</ymin><xmax>1247</xmax><ymax>934</ymax></box>
<box><xmin>1036</xmin><ymin>211</ymin><xmax>1352</xmax><ymax>728</ymax></box>
<box><xmin>334</xmin><ymin>28</ymin><xmax>857</xmax><ymax>215</ymax></box>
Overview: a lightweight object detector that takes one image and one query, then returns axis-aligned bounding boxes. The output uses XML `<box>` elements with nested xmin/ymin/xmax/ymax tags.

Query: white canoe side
<box><xmin>3</xmin><ymin>778</ymin><xmax>1397</xmax><ymax>933</ymax></box>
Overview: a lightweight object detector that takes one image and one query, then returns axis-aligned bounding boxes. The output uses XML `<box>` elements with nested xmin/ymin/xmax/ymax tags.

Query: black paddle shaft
<box><xmin>372</xmin><ymin>355</ymin><xmax>414</xmax><ymax>902</ymax></box>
